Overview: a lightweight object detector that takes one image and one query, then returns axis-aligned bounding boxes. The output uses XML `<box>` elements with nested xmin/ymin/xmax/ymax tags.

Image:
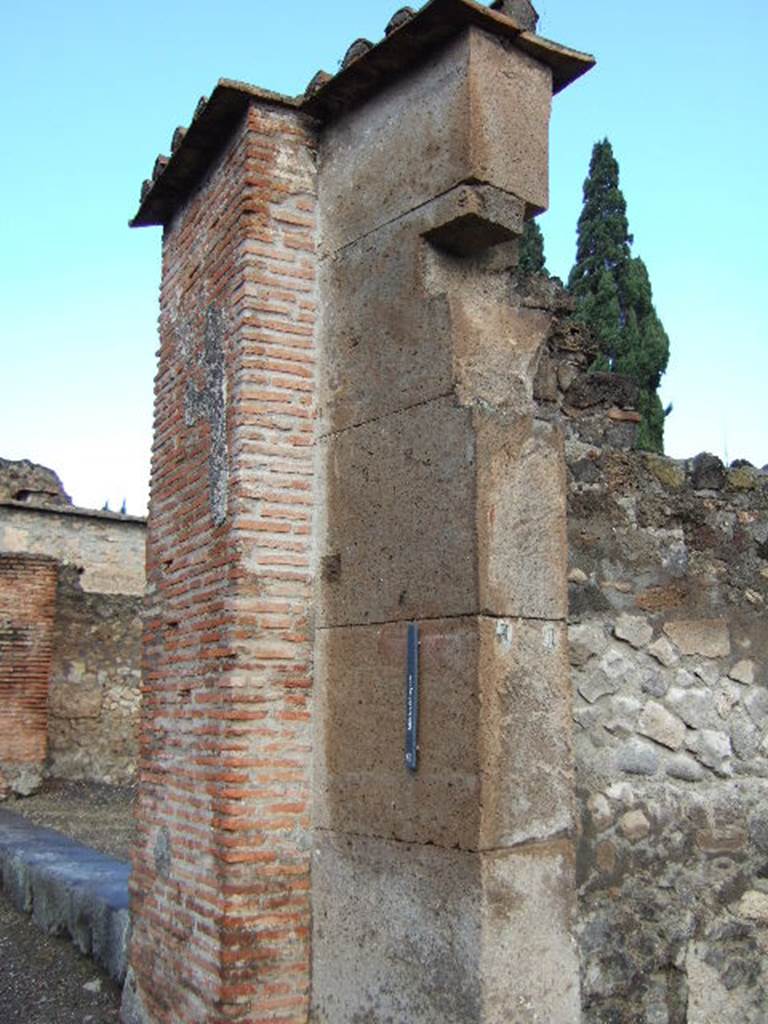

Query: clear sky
<box><xmin>2</xmin><ymin>0</ymin><xmax>766</xmax><ymax>514</ymax></box>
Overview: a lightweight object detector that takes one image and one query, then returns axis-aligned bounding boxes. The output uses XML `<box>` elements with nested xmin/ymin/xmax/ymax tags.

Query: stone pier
<box><xmin>126</xmin><ymin>3</ymin><xmax>593</xmax><ymax>1022</ymax></box>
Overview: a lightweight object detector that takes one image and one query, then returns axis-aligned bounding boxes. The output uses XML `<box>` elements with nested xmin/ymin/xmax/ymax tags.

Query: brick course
<box><xmin>126</xmin><ymin>101</ymin><xmax>317</xmax><ymax>1024</ymax></box>
<box><xmin>0</xmin><ymin>553</ymin><xmax>58</xmax><ymax>795</ymax></box>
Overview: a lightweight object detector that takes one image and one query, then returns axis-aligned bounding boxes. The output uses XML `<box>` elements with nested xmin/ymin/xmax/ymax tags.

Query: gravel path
<box><xmin>3</xmin><ymin>779</ymin><xmax>135</xmax><ymax>861</ymax></box>
<box><xmin>0</xmin><ymin>898</ymin><xmax>122</xmax><ymax>1023</ymax></box>
<box><xmin>0</xmin><ymin>780</ymin><xmax>135</xmax><ymax>1022</ymax></box>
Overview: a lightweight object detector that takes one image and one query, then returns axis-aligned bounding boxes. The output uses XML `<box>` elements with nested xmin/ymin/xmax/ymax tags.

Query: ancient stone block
<box><xmin>568</xmin><ymin>622</ymin><xmax>609</xmax><ymax>667</ymax></box>
<box><xmin>476</xmin><ymin>414</ymin><xmax>568</xmax><ymax>620</ymax></box>
<box><xmin>664</xmin><ymin>619</ymin><xmax>731</xmax><ymax>659</ymax></box>
<box><xmin>317</xmin><ymin>209</ymin><xmax>552</xmax><ymax>435</ymax></box>
<box><xmin>312</xmin><ymin>833</ymin><xmax>580</xmax><ymax>1024</ymax></box>
<box><xmin>729</xmin><ymin>659</ymin><xmax>756</xmax><ymax>685</ymax></box>
<box><xmin>317</xmin><ymin>405</ymin><xmax>567</xmax><ymax>626</ymax></box>
<box><xmin>314</xmin><ymin>616</ymin><xmax>573</xmax><ymax>851</ymax></box>
<box><xmin>318</xmin><ymin>29</ymin><xmax>552</xmax><ymax>254</ymax></box>
<box><xmin>648</xmin><ymin>635</ymin><xmax>679</xmax><ymax>667</ymax></box>
<box><xmin>614</xmin><ymin>613</ymin><xmax>653</xmax><ymax>649</ymax></box>
<box><xmin>316</xmin><ymin>398</ymin><xmax>477</xmax><ymax>627</ymax></box>
<box><xmin>666</xmin><ymin>753</ymin><xmax>705</xmax><ymax>782</ymax></box>
<box><xmin>638</xmin><ymin>701</ymin><xmax>686</xmax><ymax>750</ymax></box>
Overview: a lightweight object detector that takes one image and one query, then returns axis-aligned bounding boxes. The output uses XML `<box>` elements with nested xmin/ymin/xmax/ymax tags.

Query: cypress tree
<box><xmin>518</xmin><ymin>219</ymin><xmax>547</xmax><ymax>275</ymax></box>
<box><xmin>568</xmin><ymin>139</ymin><xmax>670</xmax><ymax>452</ymax></box>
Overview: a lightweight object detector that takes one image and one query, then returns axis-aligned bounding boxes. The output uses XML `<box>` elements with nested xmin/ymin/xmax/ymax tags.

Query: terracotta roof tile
<box><xmin>131</xmin><ymin>0</ymin><xmax>594</xmax><ymax>228</ymax></box>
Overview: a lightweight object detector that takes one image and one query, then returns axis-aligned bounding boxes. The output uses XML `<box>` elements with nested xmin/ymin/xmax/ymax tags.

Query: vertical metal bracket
<box><xmin>405</xmin><ymin>622</ymin><xmax>420</xmax><ymax>772</ymax></box>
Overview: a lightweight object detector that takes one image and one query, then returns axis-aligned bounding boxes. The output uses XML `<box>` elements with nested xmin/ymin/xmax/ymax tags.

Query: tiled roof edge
<box><xmin>130</xmin><ymin>0</ymin><xmax>594</xmax><ymax>228</ymax></box>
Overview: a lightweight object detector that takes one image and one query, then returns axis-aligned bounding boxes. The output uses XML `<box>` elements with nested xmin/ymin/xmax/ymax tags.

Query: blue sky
<box><xmin>2</xmin><ymin>0</ymin><xmax>766</xmax><ymax>513</ymax></box>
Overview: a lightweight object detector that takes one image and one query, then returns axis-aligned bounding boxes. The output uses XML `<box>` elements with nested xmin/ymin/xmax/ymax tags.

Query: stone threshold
<box><xmin>0</xmin><ymin>808</ymin><xmax>130</xmax><ymax>984</ymax></box>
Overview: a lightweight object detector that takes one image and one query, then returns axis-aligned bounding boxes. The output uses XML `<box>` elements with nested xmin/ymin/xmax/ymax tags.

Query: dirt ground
<box><xmin>0</xmin><ymin>779</ymin><xmax>135</xmax><ymax>1023</ymax></box>
<box><xmin>4</xmin><ymin>778</ymin><xmax>135</xmax><ymax>861</ymax></box>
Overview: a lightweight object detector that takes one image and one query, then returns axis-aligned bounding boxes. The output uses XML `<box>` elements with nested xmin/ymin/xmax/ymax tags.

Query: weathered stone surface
<box><xmin>730</xmin><ymin>659</ymin><xmax>757</xmax><ymax>685</ymax></box>
<box><xmin>0</xmin><ymin>503</ymin><xmax>145</xmax><ymax>595</ymax></box>
<box><xmin>731</xmin><ymin>711</ymin><xmax>761</xmax><ymax>760</ymax></box>
<box><xmin>565</xmin><ymin>371</ymin><xmax>637</xmax><ymax>411</ymax></box>
<box><xmin>641</xmin><ymin>670</ymin><xmax>668</xmax><ymax>698</ymax></box>
<box><xmin>318</xmin><ymin>406</ymin><xmax>566</xmax><ymax>626</ymax></box>
<box><xmin>47</xmin><ymin>568</ymin><xmax>141</xmax><ymax>784</ymax></box>
<box><xmin>686</xmin><ymin>941</ymin><xmax>766</xmax><ymax>1024</ymax></box>
<box><xmin>48</xmin><ymin>682</ymin><xmax>102</xmax><ymax>720</ymax></box>
<box><xmin>648</xmin><ymin>635</ymin><xmax>679</xmax><ymax>667</ymax></box>
<box><xmin>0</xmin><ymin>457</ymin><xmax>71</xmax><ymax>507</ymax></box>
<box><xmin>616</xmin><ymin>738</ymin><xmax>659</xmax><ymax>776</ymax></box>
<box><xmin>317</xmin><ymin>398</ymin><xmax>476</xmax><ymax>626</ymax></box>
<box><xmin>314</xmin><ymin>617</ymin><xmax>574</xmax><ymax>851</ymax></box>
<box><xmin>645</xmin><ymin>453</ymin><xmax>686</xmax><ymax>489</ymax></box>
<box><xmin>664</xmin><ymin>619</ymin><xmax>731</xmax><ymax>659</ymax></box>
<box><xmin>577</xmin><ymin>671</ymin><xmax>620</xmax><ymax>705</ymax></box>
<box><xmin>476</xmin><ymin>415</ymin><xmax>568</xmax><ymax>620</ymax></box>
<box><xmin>638</xmin><ymin>701</ymin><xmax>686</xmax><ymax>750</ymax></box>
<box><xmin>666</xmin><ymin>753</ymin><xmax>706</xmax><ymax>782</ymax></box>
<box><xmin>568</xmin><ymin>622</ymin><xmax>608</xmax><ymax>667</ymax></box>
<box><xmin>744</xmin><ymin>687</ymin><xmax>768</xmax><ymax>727</ymax></box>
<box><xmin>10</xmin><ymin>766</ymin><xmax>44</xmax><ymax>798</ymax></box>
<box><xmin>312</xmin><ymin>833</ymin><xmax>580</xmax><ymax>1024</ymax></box>
<box><xmin>686</xmin><ymin>729</ymin><xmax>732</xmax><ymax>773</ymax></box>
<box><xmin>319</xmin><ymin>29</ymin><xmax>552</xmax><ymax>254</ymax></box>
<box><xmin>604</xmin><ymin>695</ymin><xmax>641</xmax><ymax>735</ymax></box>
<box><xmin>587</xmin><ymin>794</ymin><xmax>613</xmax><ymax>832</ymax></box>
<box><xmin>738</xmin><ymin>890</ymin><xmax>768</xmax><ymax>923</ymax></box>
<box><xmin>614</xmin><ymin>613</ymin><xmax>653</xmax><ymax>649</ymax></box>
<box><xmin>690</xmin><ymin>452</ymin><xmax>726</xmax><ymax>490</ymax></box>
<box><xmin>0</xmin><ymin>809</ymin><xmax>129</xmax><ymax>983</ymax></box>
<box><xmin>619</xmin><ymin>809</ymin><xmax>650</xmax><ymax>842</ymax></box>
<box><xmin>665</xmin><ymin>685</ymin><xmax>713</xmax><ymax>730</ymax></box>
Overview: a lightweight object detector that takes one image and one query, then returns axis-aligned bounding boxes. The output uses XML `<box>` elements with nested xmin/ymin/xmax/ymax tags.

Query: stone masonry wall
<box><xmin>48</xmin><ymin>566</ymin><xmax>142</xmax><ymax>784</ymax></box>
<box><xmin>0</xmin><ymin>501</ymin><xmax>145</xmax><ymax>596</ymax></box>
<box><xmin>0</xmin><ymin>554</ymin><xmax>58</xmax><ymax>797</ymax></box>
<box><xmin>123</xmin><ymin>100</ymin><xmax>317</xmax><ymax>1024</ymax></box>
<box><xmin>524</xmin><ymin>274</ymin><xmax>768</xmax><ymax>1021</ymax></box>
<box><xmin>568</xmin><ymin>448</ymin><xmax>768</xmax><ymax>1023</ymax></box>
<box><xmin>0</xmin><ymin>497</ymin><xmax>145</xmax><ymax>785</ymax></box>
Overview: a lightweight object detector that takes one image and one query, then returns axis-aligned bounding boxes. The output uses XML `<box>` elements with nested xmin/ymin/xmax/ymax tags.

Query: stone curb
<box><xmin>0</xmin><ymin>808</ymin><xmax>130</xmax><ymax>984</ymax></box>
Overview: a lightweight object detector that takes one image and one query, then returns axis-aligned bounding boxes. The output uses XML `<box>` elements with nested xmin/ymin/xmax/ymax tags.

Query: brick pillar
<box><xmin>311</xmin><ymin>26</ymin><xmax>581</xmax><ymax>1023</ymax></box>
<box><xmin>0</xmin><ymin>553</ymin><xmax>58</xmax><ymax>798</ymax></box>
<box><xmin>123</xmin><ymin>101</ymin><xmax>317</xmax><ymax>1024</ymax></box>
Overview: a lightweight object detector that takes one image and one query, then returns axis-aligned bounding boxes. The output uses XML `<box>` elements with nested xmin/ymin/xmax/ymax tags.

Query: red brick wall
<box><xmin>126</xmin><ymin>101</ymin><xmax>317</xmax><ymax>1024</ymax></box>
<box><xmin>0</xmin><ymin>554</ymin><xmax>58</xmax><ymax>795</ymax></box>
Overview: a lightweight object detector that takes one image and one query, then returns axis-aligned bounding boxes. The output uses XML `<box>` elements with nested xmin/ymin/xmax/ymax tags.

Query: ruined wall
<box><xmin>308</xmin><ymin>26</ymin><xmax>588</xmax><ymax>1023</ymax></box>
<box><xmin>0</xmin><ymin>501</ymin><xmax>145</xmax><ymax>595</ymax></box>
<box><xmin>48</xmin><ymin>567</ymin><xmax>142</xmax><ymax>784</ymax></box>
<box><xmin>0</xmin><ymin>554</ymin><xmax>58</xmax><ymax>797</ymax></box>
<box><xmin>0</xmin><ymin>481</ymin><xmax>145</xmax><ymax>785</ymax></box>
<box><xmin>123</xmin><ymin>100</ymin><xmax>317</xmax><ymax>1024</ymax></box>
<box><xmin>526</xmin><ymin>275</ymin><xmax>768</xmax><ymax>1022</ymax></box>
<box><xmin>569</xmin><ymin>448</ymin><xmax>768</xmax><ymax>1023</ymax></box>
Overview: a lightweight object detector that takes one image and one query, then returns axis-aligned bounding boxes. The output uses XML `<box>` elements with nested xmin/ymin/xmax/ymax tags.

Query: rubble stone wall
<box><xmin>48</xmin><ymin>567</ymin><xmax>142</xmax><ymax>784</ymax></box>
<box><xmin>566</xmin><ymin>437</ymin><xmax>768</xmax><ymax>1020</ymax></box>
<box><xmin>524</xmin><ymin>274</ymin><xmax>768</xmax><ymax>1022</ymax></box>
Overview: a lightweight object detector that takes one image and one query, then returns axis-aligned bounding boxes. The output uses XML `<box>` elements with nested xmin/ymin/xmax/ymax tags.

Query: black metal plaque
<box><xmin>405</xmin><ymin>622</ymin><xmax>420</xmax><ymax>772</ymax></box>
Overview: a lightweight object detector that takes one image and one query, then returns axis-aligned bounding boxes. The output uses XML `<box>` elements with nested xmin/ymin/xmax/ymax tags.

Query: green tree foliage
<box><xmin>518</xmin><ymin>219</ymin><xmax>547</xmax><ymax>275</ymax></box>
<box><xmin>568</xmin><ymin>139</ymin><xmax>670</xmax><ymax>452</ymax></box>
